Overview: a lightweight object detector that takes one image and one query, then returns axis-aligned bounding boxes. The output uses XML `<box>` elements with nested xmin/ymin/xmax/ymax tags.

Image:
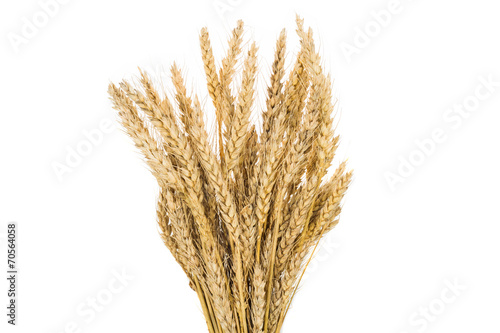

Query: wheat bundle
<box><xmin>108</xmin><ymin>16</ymin><xmax>351</xmax><ymax>333</ymax></box>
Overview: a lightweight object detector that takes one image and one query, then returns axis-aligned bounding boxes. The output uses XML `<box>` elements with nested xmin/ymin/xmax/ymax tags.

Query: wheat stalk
<box><xmin>108</xmin><ymin>16</ymin><xmax>351</xmax><ymax>333</ymax></box>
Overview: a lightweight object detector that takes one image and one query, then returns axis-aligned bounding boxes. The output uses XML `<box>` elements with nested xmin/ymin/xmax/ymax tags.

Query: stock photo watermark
<box><xmin>281</xmin><ymin>233</ymin><xmax>342</xmax><ymax>325</ymax></box>
<box><xmin>340</xmin><ymin>0</ymin><xmax>418</xmax><ymax>63</ymax></box>
<box><xmin>397</xmin><ymin>278</ymin><xmax>466</xmax><ymax>333</ymax></box>
<box><xmin>6</xmin><ymin>0</ymin><xmax>73</xmax><ymax>53</ymax></box>
<box><xmin>5</xmin><ymin>223</ymin><xmax>18</xmax><ymax>325</ymax></box>
<box><xmin>49</xmin><ymin>267</ymin><xmax>134</xmax><ymax>333</ymax></box>
<box><xmin>302</xmin><ymin>233</ymin><xmax>342</xmax><ymax>281</ymax></box>
<box><xmin>385</xmin><ymin>74</ymin><xmax>499</xmax><ymax>191</ymax></box>
<box><xmin>212</xmin><ymin>0</ymin><xmax>243</xmax><ymax>22</ymax></box>
<box><xmin>51</xmin><ymin>118</ymin><xmax>116</xmax><ymax>182</ymax></box>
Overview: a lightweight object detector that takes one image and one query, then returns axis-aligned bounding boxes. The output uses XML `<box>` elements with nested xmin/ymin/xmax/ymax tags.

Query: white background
<box><xmin>1</xmin><ymin>0</ymin><xmax>500</xmax><ymax>332</ymax></box>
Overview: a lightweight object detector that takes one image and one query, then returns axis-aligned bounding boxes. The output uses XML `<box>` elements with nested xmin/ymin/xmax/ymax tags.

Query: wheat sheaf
<box><xmin>108</xmin><ymin>16</ymin><xmax>351</xmax><ymax>333</ymax></box>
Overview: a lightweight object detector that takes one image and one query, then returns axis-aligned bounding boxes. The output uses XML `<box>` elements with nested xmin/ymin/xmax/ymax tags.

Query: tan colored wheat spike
<box><xmin>108</xmin><ymin>15</ymin><xmax>351</xmax><ymax>333</ymax></box>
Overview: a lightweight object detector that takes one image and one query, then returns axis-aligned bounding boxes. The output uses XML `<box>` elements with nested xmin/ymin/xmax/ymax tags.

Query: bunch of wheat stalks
<box><xmin>108</xmin><ymin>16</ymin><xmax>351</xmax><ymax>333</ymax></box>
